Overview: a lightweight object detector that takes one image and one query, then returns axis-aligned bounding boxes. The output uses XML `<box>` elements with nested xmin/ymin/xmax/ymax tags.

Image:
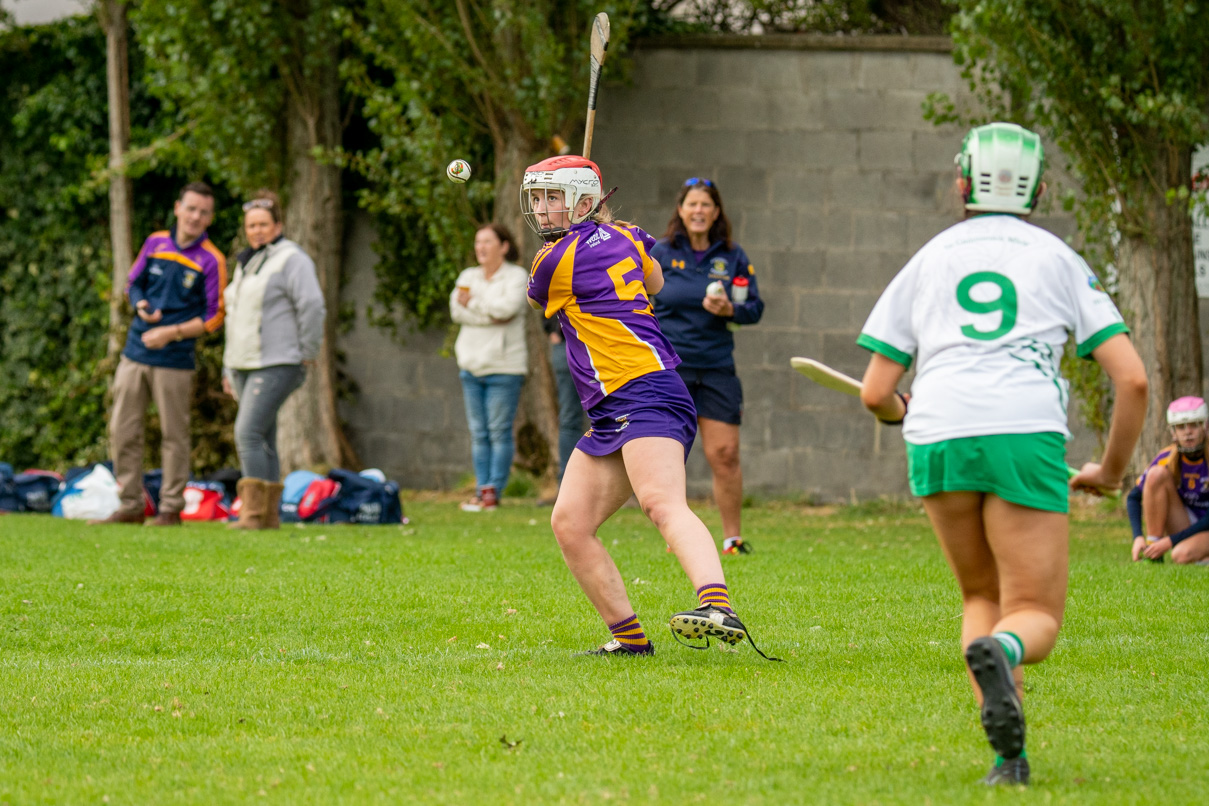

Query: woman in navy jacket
<box><xmin>651</xmin><ymin>178</ymin><xmax>763</xmax><ymax>555</ymax></box>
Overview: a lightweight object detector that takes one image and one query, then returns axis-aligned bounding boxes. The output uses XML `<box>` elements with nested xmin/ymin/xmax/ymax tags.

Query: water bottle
<box><xmin>730</xmin><ymin>275</ymin><xmax>749</xmax><ymax>304</ymax></box>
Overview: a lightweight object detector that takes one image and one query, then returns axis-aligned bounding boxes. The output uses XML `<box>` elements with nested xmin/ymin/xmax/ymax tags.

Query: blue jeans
<box><xmin>550</xmin><ymin>341</ymin><xmax>586</xmax><ymax>481</ymax></box>
<box><xmin>459</xmin><ymin>371</ymin><xmax>525</xmax><ymax>494</ymax></box>
<box><xmin>229</xmin><ymin>364</ymin><xmax>307</xmax><ymax>482</ymax></box>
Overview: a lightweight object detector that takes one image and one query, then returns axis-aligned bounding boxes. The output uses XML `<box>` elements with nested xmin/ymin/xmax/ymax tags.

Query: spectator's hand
<box><xmin>1143</xmin><ymin>536</ymin><xmax>1171</xmax><ymax>560</ymax></box>
<box><xmin>222</xmin><ymin>374</ymin><xmax>234</xmax><ymax>398</ymax></box>
<box><xmin>136</xmin><ymin>300</ymin><xmax>163</xmax><ymax>323</ymax></box>
<box><xmin>1069</xmin><ymin>462</ymin><xmax>1121</xmax><ymax>497</ymax></box>
<box><xmin>702</xmin><ymin>294</ymin><xmax>734</xmax><ymax>317</ymax></box>
<box><xmin>140</xmin><ymin>325</ymin><xmax>174</xmax><ymax>350</ymax></box>
<box><xmin>490</xmin><ymin>315</ymin><xmax>515</xmax><ymax>325</ymax></box>
<box><xmin>1131</xmin><ymin>536</ymin><xmax>1146</xmax><ymax>562</ymax></box>
<box><xmin>456</xmin><ymin>288</ymin><xmax>471</xmax><ymax>307</ymax></box>
<box><xmin>548</xmin><ymin>331</ymin><xmax>564</xmax><ymax>345</ymax></box>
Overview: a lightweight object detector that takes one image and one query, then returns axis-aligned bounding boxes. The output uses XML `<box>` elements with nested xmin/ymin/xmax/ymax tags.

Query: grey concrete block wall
<box><xmin>337</xmin><ymin>38</ymin><xmax>1100</xmax><ymax>501</ymax></box>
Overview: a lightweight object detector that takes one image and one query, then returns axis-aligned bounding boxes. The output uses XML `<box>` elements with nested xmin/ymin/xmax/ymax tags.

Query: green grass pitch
<box><xmin>2</xmin><ymin>499</ymin><xmax>1206</xmax><ymax>804</ymax></box>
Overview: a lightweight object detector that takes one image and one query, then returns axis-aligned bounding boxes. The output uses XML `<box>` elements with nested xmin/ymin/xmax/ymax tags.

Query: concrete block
<box><xmin>822</xmin><ymin>250</ymin><xmax>901</xmax><ymax>291</ymax></box>
<box><xmin>771</xmin><ymin>169</ymin><xmax>829</xmax><ymax>207</ymax></box>
<box><xmin>858</xmin><ymin>131</ymin><xmax>915</xmax><ymax>171</ymax></box>
<box><xmin>715</xmin><ymin>166</ymin><xmax>771</xmax><ymax>207</ymax></box>
<box><xmin>743</xmin><ymin>447</ymin><xmax>793</xmax><ymax>492</ymax></box>
<box><xmin>798</xmin><ymin>289</ymin><xmax>856</xmax><ymax>331</ymax></box>
<box><xmin>859</xmin><ymin>53</ymin><xmax>915</xmax><ymax>91</ymax></box>
<box><xmin>698</xmin><ymin>51</ymin><xmax>804</xmax><ymax>91</ymax></box>
<box><xmin>821</xmin><ymin>331</ymin><xmax>871</xmax><ymax>376</ymax></box>
<box><xmin>756</xmin><ymin>289</ymin><xmax>798</xmax><ymax>328</ymax></box>
<box><xmin>637</xmin><ymin>50</ymin><xmax>697</xmax><ymax>90</ymax></box>
<box><xmin>828</xmin><ymin>168</ymin><xmax>885</xmax><ymax>210</ymax></box>
<box><xmin>646</xmin><ymin>87</ymin><xmax>727</xmax><ymax>129</ymax></box>
<box><xmin>911</xmin><ymin>53</ymin><xmax>963</xmax><ymax>94</ymax></box>
<box><xmin>800</xmin><ymin>52</ymin><xmax>859</xmax><ymax>92</ymax></box>
<box><xmin>740</xmin><ymin>208</ymin><xmax>797</xmax><ymax>250</ymax></box>
<box><xmin>766</xmin><ymin>249</ymin><xmax>825</xmax><ymax>290</ymax></box>
<box><xmin>824</xmin><ymin>90</ymin><xmax>886</xmax><ymax>131</ymax></box>
<box><xmin>908</xmin><ymin>212</ymin><xmax>958</xmax><ymax>247</ymax></box>
<box><xmin>882</xmin><ymin>91</ymin><xmax>934</xmax><ymax>131</ymax></box>
<box><xmin>852</xmin><ymin>211</ymin><xmax>910</xmax><ymax>251</ymax></box>
<box><xmin>912</xmin><ymin>129</ymin><xmax>963</xmax><ymax>172</ymax></box>
<box><xmin>767</xmin><ymin>93</ymin><xmax>825</xmax><ymax>131</ymax></box>
<box><xmin>797</xmin><ymin>210</ymin><xmax>853</xmax><ymax>249</ymax></box>
<box><xmin>798</xmin><ymin>131</ymin><xmax>860</xmax><ymax>167</ymax></box>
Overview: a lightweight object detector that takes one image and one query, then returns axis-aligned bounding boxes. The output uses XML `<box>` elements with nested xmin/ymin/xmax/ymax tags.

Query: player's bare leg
<box><xmin>982</xmin><ymin>496</ymin><xmax>1068</xmax><ymax>664</ymax></box>
<box><xmin>621</xmin><ymin>436</ymin><xmax>724</xmax><ymax>588</ymax></box>
<box><xmin>1171</xmin><ymin>531</ymin><xmax>1209</xmax><ymax>564</ymax></box>
<box><xmin>922</xmin><ymin>492</ymin><xmax>1019</xmax><ymax>698</ymax></box>
<box><xmin>1142</xmin><ymin>468</ymin><xmax>1190</xmax><ymax>540</ymax></box>
<box><xmin>550</xmin><ymin>449</ymin><xmax>637</xmax><ymax>625</ymax></box>
<box><xmin>699</xmin><ymin>417</ymin><xmax>744</xmax><ymax>547</ymax></box>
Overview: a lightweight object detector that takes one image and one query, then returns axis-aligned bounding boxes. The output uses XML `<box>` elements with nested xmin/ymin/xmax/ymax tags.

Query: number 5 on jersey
<box><xmin>607</xmin><ymin>256</ymin><xmax>649</xmax><ymax>306</ymax></box>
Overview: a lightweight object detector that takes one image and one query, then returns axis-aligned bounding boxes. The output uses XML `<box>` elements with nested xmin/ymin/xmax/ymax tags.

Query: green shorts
<box><xmin>906</xmin><ymin>432</ymin><xmax>1069</xmax><ymax>514</ymax></box>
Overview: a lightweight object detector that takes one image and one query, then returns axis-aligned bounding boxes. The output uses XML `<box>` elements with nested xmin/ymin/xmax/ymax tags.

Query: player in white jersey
<box><xmin>858</xmin><ymin>123</ymin><xmax>1148</xmax><ymax>786</ymax></box>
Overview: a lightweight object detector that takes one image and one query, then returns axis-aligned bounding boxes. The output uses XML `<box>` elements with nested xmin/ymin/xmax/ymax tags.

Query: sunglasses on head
<box><xmin>683</xmin><ymin>177</ymin><xmax>714</xmax><ymax>188</ymax></box>
<box><xmin>242</xmin><ymin>198</ymin><xmax>275</xmax><ymax>212</ymax></box>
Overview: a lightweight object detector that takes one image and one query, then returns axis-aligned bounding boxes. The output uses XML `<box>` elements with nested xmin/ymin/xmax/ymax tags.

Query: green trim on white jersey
<box><xmin>856</xmin><ymin>333</ymin><xmax>913</xmax><ymax>369</ymax></box>
<box><xmin>1077</xmin><ymin>322</ymin><xmax>1130</xmax><ymax>359</ymax></box>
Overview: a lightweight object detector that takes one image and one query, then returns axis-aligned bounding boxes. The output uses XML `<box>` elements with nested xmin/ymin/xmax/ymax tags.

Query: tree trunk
<box><xmin>495</xmin><ymin>131</ymin><xmax>561</xmax><ymax>495</ymax></box>
<box><xmin>101</xmin><ymin>0</ymin><xmax>132</xmax><ymax>365</ymax></box>
<box><xmin>276</xmin><ymin>56</ymin><xmax>359</xmax><ymax>473</ymax></box>
<box><xmin>1115</xmin><ymin>142</ymin><xmax>1201</xmax><ymax>464</ymax></box>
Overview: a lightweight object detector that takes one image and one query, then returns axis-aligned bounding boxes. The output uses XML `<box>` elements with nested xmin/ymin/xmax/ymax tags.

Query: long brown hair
<box><xmin>662</xmin><ymin>178</ymin><xmax>732</xmax><ymax>250</ymax></box>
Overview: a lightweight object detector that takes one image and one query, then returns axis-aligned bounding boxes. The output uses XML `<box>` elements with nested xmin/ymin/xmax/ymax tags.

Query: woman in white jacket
<box><xmin>450</xmin><ymin>224</ymin><xmax>528</xmax><ymax>511</ymax></box>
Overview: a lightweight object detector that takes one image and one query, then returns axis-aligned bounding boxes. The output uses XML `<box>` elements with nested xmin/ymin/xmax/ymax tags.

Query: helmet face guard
<box><xmin>520</xmin><ymin>156</ymin><xmax>602</xmax><ymax>239</ymax></box>
<box><xmin>956</xmin><ymin>122</ymin><xmax>1045</xmax><ymax>216</ymax></box>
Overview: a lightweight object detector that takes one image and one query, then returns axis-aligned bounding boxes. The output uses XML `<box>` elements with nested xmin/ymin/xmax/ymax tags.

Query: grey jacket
<box><xmin>223</xmin><ymin>237</ymin><xmax>326</xmax><ymax>370</ymax></box>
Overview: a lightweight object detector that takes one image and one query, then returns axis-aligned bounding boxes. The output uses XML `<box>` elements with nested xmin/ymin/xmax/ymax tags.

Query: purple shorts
<box><xmin>577</xmin><ymin>370</ymin><xmax>698</xmax><ymax>461</ymax></box>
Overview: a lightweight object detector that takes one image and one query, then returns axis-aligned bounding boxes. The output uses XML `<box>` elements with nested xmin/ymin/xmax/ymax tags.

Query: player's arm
<box><xmin>860</xmin><ymin>353</ymin><xmax>908</xmax><ymax>424</ymax></box>
<box><xmin>1069</xmin><ymin>333</ymin><xmax>1148</xmax><ymax>493</ymax></box>
<box><xmin>643</xmin><ymin>256</ymin><xmax>664</xmax><ymax>296</ymax></box>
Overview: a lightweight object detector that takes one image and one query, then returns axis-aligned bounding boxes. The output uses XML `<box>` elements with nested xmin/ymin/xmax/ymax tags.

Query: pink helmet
<box><xmin>1167</xmin><ymin>396</ymin><xmax>1208</xmax><ymax>426</ymax></box>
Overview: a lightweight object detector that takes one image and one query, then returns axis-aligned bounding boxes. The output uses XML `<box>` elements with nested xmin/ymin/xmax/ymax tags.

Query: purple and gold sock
<box><xmin>608</xmin><ymin>614</ymin><xmax>650</xmax><ymax>652</ymax></box>
<box><xmin>697</xmin><ymin>582</ymin><xmax>733</xmax><ymax>613</ymax></box>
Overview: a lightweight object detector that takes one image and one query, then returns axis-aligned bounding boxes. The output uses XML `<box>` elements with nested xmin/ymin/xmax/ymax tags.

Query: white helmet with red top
<box><xmin>520</xmin><ymin>155</ymin><xmax>602</xmax><ymax>239</ymax></box>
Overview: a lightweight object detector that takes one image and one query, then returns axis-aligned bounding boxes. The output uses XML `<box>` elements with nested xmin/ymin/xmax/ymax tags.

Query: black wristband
<box><xmin>877</xmin><ymin>392</ymin><xmax>908</xmax><ymax>426</ymax></box>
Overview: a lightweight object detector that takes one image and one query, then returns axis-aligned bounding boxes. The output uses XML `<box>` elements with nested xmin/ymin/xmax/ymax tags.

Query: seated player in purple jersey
<box><xmin>522</xmin><ymin>155</ymin><xmax>777</xmax><ymax>660</ymax></box>
<box><xmin>1131</xmin><ymin>397</ymin><xmax>1209</xmax><ymax>564</ymax></box>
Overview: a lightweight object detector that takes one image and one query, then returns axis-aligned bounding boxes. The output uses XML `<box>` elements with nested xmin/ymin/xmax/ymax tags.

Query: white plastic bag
<box><xmin>58</xmin><ymin>465</ymin><xmax>122</xmax><ymax>521</ymax></box>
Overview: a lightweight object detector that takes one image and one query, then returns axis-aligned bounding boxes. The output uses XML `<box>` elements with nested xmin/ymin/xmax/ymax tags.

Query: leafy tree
<box><xmin>0</xmin><ymin>15</ymin><xmax>240</xmax><ymax>472</ymax></box>
<box><xmin>930</xmin><ymin>0</ymin><xmax>1209</xmax><ymax>459</ymax></box>
<box><xmin>132</xmin><ymin>0</ymin><xmax>359</xmax><ymax>472</ymax></box>
<box><xmin>338</xmin><ymin>0</ymin><xmax>643</xmax><ymax>482</ymax></box>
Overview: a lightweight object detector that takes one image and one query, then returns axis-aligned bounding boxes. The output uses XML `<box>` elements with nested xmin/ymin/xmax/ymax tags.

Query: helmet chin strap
<box><xmin>1178</xmin><ymin>443</ymin><xmax>1206</xmax><ymax>459</ymax></box>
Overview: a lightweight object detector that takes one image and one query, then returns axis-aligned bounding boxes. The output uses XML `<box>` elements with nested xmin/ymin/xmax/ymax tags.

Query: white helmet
<box><xmin>955</xmin><ymin>122</ymin><xmax>1045</xmax><ymax>215</ymax></box>
<box><xmin>520</xmin><ymin>155</ymin><xmax>602</xmax><ymax>239</ymax></box>
<box><xmin>1167</xmin><ymin>396</ymin><xmax>1208</xmax><ymax>426</ymax></box>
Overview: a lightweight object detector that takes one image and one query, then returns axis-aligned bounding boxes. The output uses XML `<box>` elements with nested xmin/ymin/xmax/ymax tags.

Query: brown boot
<box><xmin>228</xmin><ymin>478</ymin><xmax>268</xmax><ymax>530</ymax></box>
<box><xmin>87</xmin><ymin>509</ymin><xmax>145</xmax><ymax>525</ymax></box>
<box><xmin>263</xmin><ymin>482</ymin><xmax>284</xmax><ymax>530</ymax></box>
<box><xmin>147</xmin><ymin>511</ymin><xmax>182</xmax><ymax>526</ymax></box>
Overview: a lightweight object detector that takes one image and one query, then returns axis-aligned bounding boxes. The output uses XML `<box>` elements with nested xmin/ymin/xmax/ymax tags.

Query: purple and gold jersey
<box><xmin>1136</xmin><ymin>445</ymin><xmax>1209</xmax><ymax>514</ymax></box>
<box><xmin>528</xmin><ymin>220</ymin><xmax>680</xmax><ymax>410</ymax></box>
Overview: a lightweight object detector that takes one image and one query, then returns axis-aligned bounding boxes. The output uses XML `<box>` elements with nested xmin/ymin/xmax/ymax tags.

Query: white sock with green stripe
<box><xmin>993</xmin><ymin>631</ymin><xmax>1024</xmax><ymax>668</ymax></box>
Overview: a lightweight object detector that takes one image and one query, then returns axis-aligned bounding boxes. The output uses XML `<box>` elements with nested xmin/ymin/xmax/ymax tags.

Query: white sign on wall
<box><xmin>1194</xmin><ymin>145</ymin><xmax>1209</xmax><ymax>297</ymax></box>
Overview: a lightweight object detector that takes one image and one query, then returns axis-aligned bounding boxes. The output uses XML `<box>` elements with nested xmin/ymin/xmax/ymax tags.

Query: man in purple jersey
<box><xmin>90</xmin><ymin>182</ymin><xmax>227</xmax><ymax>527</ymax></box>
<box><xmin>523</xmin><ymin>156</ymin><xmax>777</xmax><ymax>661</ymax></box>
